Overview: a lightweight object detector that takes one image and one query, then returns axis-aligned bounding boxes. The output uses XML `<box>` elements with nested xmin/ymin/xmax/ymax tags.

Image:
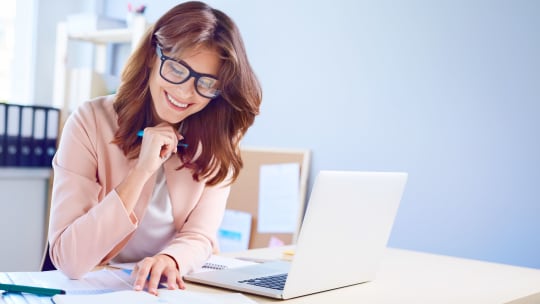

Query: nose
<box><xmin>174</xmin><ymin>77</ymin><xmax>197</xmax><ymax>98</ymax></box>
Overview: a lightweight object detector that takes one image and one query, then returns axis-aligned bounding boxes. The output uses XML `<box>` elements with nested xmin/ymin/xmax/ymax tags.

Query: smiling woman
<box><xmin>47</xmin><ymin>1</ymin><xmax>262</xmax><ymax>297</ymax></box>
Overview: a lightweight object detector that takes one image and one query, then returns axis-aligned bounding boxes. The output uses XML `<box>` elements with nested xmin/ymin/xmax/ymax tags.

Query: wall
<box><xmin>38</xmin><ymin>0</ymin><xmax>540</xmax><ymax>268</ymax></box>
<box><xmin>14</xmin><ymin>0</ymin><xmax>101</xmax><ymax>106</ymax></box>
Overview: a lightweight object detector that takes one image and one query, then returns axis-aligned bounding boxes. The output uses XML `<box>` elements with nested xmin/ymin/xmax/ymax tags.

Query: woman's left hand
<box><xmin>132</xmin><ymin>254</ymin><xmax>185</xmax><ymax>295</ymax></box>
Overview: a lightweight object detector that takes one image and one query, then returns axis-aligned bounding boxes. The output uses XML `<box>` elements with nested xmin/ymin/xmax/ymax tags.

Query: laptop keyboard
<box><xmin>238</xmin><ymin>273</ymin><xmax>288</xmax><ymax>290</ymax></box>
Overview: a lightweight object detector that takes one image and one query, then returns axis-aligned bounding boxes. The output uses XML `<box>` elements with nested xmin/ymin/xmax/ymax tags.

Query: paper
<box><xmin>218</xmin><ymin>209</ymin><xmax>252</xmax><ymax>252</ymax></box>
<box><xmin>0</xmin><ymin>269</ymin><xmax>132</xmax><ymax>304</ymax></box>
<box><xmin>189</xmin><ymin>255</ymin><xmax>256</xmax><ymax>274</ymax></box>
<box><xmin>0</xmin><ymin>267</ymin><xmax>257</xmax><ymax>304</ymax></box>
<box><xmin>52</xmin><ymin>289</ymin><xmax>257</xmax><ymax>304</ymax></box>
<box><xmin>257</xmin><ymin>163</ymin><xmax>300</xmax><ymax>233</ymax></box>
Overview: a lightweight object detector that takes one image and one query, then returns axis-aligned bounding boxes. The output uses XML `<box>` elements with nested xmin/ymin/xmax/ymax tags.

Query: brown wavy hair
<box><xmin>112</xmin><ymin>1</ymin><xmax>262</xmax><ymax>186</ymax></box>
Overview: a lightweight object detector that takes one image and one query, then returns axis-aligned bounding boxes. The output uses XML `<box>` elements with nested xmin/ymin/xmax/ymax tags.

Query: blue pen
<box><xmin>137</xmin><ymin>130</ymin><xmax>188</xmax><ymax>148</ymax></box>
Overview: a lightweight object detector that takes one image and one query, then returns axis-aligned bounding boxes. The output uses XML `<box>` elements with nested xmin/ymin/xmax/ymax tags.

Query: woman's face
<box><xmin>149</xmin><ymin>45</ymin><xmax>221</xmax><ymax>125</ymax></box>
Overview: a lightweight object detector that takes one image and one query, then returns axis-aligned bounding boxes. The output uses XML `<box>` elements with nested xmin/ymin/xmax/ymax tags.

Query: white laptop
<box><xmin>184</xmin><ymin>171</ymin><xmax>408</xmax><ymax>299</ymax></box>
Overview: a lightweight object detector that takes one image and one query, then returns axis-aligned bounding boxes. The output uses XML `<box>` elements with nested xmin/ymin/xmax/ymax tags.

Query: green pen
<box><xmin>0</xmin><ymin>283</ymin><xmax>66</xmax><ymax>297</ymax></box>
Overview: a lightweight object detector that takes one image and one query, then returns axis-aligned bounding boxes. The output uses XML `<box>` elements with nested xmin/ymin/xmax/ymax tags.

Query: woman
<box><xmin>48</xmin><ymin>1</ymin><xmax>261</xmax><ymax>295</ymax></box>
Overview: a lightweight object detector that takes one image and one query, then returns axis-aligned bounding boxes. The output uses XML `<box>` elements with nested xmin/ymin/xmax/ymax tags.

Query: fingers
<box><xmin>132</xmin><ymin>255</ymin><xmax>182</xmax><ymax>295</ymax></box>
<box><xmin>147</xmin><ymin>265</ymin><xmax>163</xmax><ymax>295</ymax></box>
<box><xmin>136</xmin><ymin>125</ymin><xmax>181</xmax><ymax>173</ymax></box>
<box><xmin>132</xmin><ymin>258</ymin><xmax>152</xmax><ymax>292</ymax></box>
<box><xmin>177</xmin><ymin>276</ymin><xmax>186</xmax><ymax>290</ymax></box>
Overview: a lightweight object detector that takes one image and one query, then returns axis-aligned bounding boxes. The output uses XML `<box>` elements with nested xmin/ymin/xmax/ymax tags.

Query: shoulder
<box><xmin>74</xmin><ymin>95</ymin><xmax>116</xmax><ymax>121</ymax></box>
<box><xmin>67</xmin><ymin>95</ymin><xmax>117</xmax><ymax>128</ymax></box>
<box><xmin>62</xmin><ymin>95</ymin><xmax>119</xmax><ymax>143</ymax></box>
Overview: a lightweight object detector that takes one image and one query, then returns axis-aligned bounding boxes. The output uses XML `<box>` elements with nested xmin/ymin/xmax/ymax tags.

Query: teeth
<box><xmin>167</xmin><ymin>93</ymin><xmax>188</xmax><ymax>108</ymax></box>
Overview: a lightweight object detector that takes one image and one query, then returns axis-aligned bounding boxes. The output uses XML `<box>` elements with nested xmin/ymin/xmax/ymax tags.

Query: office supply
<box><xmin>0</xmin><ymin>283</ymin><xmax>65</xmax><ymax>296</ymax></box>
<box><xmin>44</xmin><ymin>107</ymin><xmax>60</xmax><ymax>167</ymax></box>
<box><xmin>0</xmin><ymin>102</ymin><xmax>5</xmax><ymax>165</ymax></box>
<box><xmin>226</xmin><ymin>147</ymin><xmax>310</xmax><ymax>249</ymax></box>
<box><xmin>136</xmin><ymin>130</ymin><xmax>188</xmax><ymax>148</ymax></box>
<box><xmin>0</xmin><ymin>268</ymin><xmax>132</xmax><ymax>303</ymax></box>
<box><xmin>258</xmin><ymin>163</ymin><xmax>300</xmax><ymax>233</ymax></box>
<box><xmin>31</xmin><ymin>107</ymin><xmax>47</xmax><ymax>167</ymax></box>
<box><xmin>18</xmin><ymin>106</ymin><xmax>34</xmax><ymax>166</ymax></box>
<box><xmin>4</xmin><ymin>104</ymin><xmax>20</xmax><ymax>166</ymax></box>
<box><xmin>52</xmin><ymin>289</ymin><xmax>257</xmax><ymax>304</ymax></box>
<box><xmin>0</xmin><ymin>103</ymin><xmax>60</xmax><ymax>168</ymax></box>
<box><xmin>218</xmin><ymin>209</ymin><xmax>252</xmax><ymax>252</ymax></box>
<box><xmin>196</xmin><ymin>255</ymin><xmax>257</xmax><ymax>273</ymax></box>
<box><xmin>235</xmin><ymin>257</ymin><xmax>272</xmax><ymax>263</ymax></box>
<box><xmin>184</xmin><ymin>171</ymin><xmax>408</xmax><ymax>299</ymax></box>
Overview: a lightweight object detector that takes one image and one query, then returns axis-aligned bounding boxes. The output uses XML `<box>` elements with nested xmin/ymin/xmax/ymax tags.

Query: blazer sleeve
<box><xmin>48</xmin><ymin>102</ymin><xmax>138</xmax><ymax>279</ymax></box>
<box><xmin>160</xmin><ymin>180</ymin><xmax>230</xmax><ymax>275</ymax></box>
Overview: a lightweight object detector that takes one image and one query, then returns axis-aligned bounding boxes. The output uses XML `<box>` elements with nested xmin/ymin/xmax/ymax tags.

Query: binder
<box><xmin>31</xmin><ymin>108</ymin><xmax>47</xmax><ymax>167</ymax></box>
<box><xmin>5</xmin><ymin>104</ymin><xmax>21</xmax><ymax>166</ymax></box>
<box><xmin>19</xmin><ymin>106</ymin><xmax>34</xmax><ymax>166</ymax></box>
<box><xmin>0</xmin><ymin>103</ymin><xmax>60</xmax><ymax>168</ymax></box>
<box><xmin>44</xmin><ymin>108</ymin><xmax>60</xmax><ymax>167</ymax></box>
<box><xmin>0</xmin><ymin>103</ymin><xmax>6</xmax><ymax>166</ymax></box>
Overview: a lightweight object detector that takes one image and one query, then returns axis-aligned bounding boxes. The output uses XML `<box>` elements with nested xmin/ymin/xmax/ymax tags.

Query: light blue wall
<box><xmin>104</xmin><ymin>0</ymin><xmax>540</xmax><ymax>268</ymax></box>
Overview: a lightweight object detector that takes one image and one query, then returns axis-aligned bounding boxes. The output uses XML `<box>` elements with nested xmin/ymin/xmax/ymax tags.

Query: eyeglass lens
<box><xmin>159</xmin><ymin>54</ymin><xmax>220</xmax><ymax>99</ymax></box>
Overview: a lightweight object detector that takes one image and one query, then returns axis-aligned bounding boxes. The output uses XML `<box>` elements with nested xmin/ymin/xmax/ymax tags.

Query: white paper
<box><xmin>257</xmin><ymin>163</ymin><xmax>300</xmax><ymax>233</ymax></box>
<box><xmin>0</xmin><ymin>269</ymin><xmax>132</xmax><ymax>304</ymax></box>
<box><xmin>52</xmin><ymin>289</ymin><xmax>257</xmax><ymax>304</ymax></box>
<box><xmin>218</xmin><ymin>209</ymin><xmax>252</xmax><ymax>252</ymax></box>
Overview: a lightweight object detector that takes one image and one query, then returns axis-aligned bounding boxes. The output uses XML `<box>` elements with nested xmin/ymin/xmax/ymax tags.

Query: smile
<box><xmin>166</xmin><ymin>92</ymin><xmax>188</xmax><ymax>108</ymax></box>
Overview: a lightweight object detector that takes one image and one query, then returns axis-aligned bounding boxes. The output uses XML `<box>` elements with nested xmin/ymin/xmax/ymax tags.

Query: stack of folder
<box><xmin>0</xmin><ymin>103</ymin><xmax>60</xmax><ymax>168</ymax></box>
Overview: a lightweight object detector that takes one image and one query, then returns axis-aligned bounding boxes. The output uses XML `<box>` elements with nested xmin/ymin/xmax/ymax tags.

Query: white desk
<box><xmin>185</xmin><ymin>246</ymin><xmax>540</xmax><ymax>304</ymax></box>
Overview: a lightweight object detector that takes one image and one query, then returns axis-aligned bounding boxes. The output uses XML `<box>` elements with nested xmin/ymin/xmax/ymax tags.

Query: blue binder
<box><xmin>0</xmin><ymin>103</ymin><xmax>60</xmax><ymax>168</ymax></box>
<box><xmin>4</xmin><ymin>104</ymin><xmax>20</xmax><ymax>166</ymax></box>
<box><xmin>0</xmin><ymin>102</ymin><xmax>6</xmax><ymax>166</ymax></box>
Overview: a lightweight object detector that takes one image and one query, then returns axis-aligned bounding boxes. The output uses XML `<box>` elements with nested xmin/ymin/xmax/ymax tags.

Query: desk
<box><xmin>2</xmin><ymin>246</ymin><xmax>539</xmax><ymax>304</ymax></box>
<box><xmin>185</xmin><ymin>246</ymin><xmax>540</xmax><ymax>304</ymax></box>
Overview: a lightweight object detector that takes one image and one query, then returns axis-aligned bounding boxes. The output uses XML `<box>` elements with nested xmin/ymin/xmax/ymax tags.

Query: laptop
<box><xmin>184</xmin><ymin>171</ymin><xmax>408</xmax><ymax>299</ymax></box>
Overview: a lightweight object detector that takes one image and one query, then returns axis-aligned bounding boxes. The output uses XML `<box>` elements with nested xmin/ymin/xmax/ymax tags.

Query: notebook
<box><xmin>184</xmin><ymin>170</ymin><xmax>408</xmax><ymax>299</ymax></box>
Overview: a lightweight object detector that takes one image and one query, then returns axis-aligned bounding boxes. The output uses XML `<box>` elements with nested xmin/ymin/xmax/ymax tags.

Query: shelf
<box><xmin>0</xmin><ymin>168</ymin><xmax>52</xmax><ymax>179</ymax></box>
<box><xmin>68</xmin><ymin>28</ymin><xmax>134</xmax><ymax>44</ymax></box>
<box><xmin>52</xmin><ymin>15</ymin><xmax>149</xmax><ymax>113</ymax></box>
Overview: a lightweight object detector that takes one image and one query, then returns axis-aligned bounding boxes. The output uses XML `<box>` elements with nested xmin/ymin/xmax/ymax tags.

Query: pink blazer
<box><xmin>48</xmin><ymin>95</ymin><xmax>229</xmax><ymax>279</ymax></box>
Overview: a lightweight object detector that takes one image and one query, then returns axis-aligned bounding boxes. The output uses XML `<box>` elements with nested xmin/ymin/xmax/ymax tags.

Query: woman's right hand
<box><xmin>116</xmin><ymin>124</ymin><xmax>182</xmax><ymax>213</ymax></box>
<box><xmin>135</xmin><ymin>124</ymin><xmax>183</xmax><ymax>177</ymax></box>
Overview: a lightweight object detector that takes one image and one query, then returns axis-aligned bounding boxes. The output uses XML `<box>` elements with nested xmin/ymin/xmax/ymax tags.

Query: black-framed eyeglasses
<box><xmin>155</xmin><ymin>45</ymin><xmax>221</xmax><ymax>99</ymax></box>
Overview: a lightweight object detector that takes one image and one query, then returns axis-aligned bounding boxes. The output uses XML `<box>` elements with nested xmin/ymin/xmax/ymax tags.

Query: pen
<box><xmin>235</xmin><ymin>257</ymin><xmax>273</xmax><ymax>263</ymax></box>
<box><xmin>0</xmin><ymin>283</ymin><xmax>66</xmax><ymax>297</ymax></box>
<box><xmin>137</xmin><ymin>130</ymin><xmax>189</xmax><ymax>148</ymax></box>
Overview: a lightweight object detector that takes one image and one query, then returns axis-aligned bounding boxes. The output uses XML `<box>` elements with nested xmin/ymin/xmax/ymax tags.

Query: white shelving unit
<box><xmin>52</xmin><ymin>15</ymin><xmax>148</xmax><ymax>123</ymax></box>
<box><xmin>0</xmin><ymin>168</ymin><xmax>51</xmax><ymax>271</ymax></box>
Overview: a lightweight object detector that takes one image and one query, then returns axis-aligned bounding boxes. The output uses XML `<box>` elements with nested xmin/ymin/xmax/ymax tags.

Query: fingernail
<box><xmin>134</xmin><ymin>285</ymin><xmax>142</xmax><ymax>291</ymax></box>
